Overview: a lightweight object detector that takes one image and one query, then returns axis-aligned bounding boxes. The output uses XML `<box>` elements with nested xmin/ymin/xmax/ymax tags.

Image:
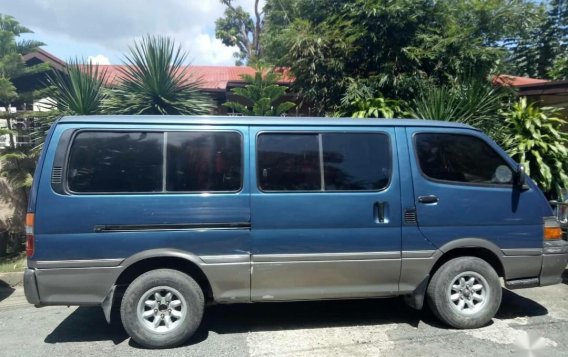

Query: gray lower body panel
<box><xmin>251</xmin><ymin>252</ymin><xmax>401</xmax><ymax>301</ymax></box>
<box><xmin>35</xmin><ymin>266</ymin><xmax>122</xmax><ymax>305</ymax></box>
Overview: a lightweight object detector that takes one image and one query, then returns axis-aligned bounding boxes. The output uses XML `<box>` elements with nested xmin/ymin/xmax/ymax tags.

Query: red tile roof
<box><xmin>96</xmin><ymin>65</ymin><xmax>293</xmax><ymax>91</ymax></box>
<box><xmin>493</xmin><ymin>74</ymin><xmax>549</xmax><ymax>87</ymax></box>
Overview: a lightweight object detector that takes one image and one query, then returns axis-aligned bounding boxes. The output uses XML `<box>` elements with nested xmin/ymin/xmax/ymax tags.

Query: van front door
<box><xmin>406</xmin><ymin>127</ymin><xmax>545</xmax><ymax>269</ymax></box>
<box><xmin>250</xmin><ymin>127</ymin><xmax>402</xmax><ymax>301</ymax></box>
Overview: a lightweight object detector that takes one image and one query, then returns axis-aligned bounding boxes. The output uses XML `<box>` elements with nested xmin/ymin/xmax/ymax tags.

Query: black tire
<box><xmin>427</xmin><ymin>256</ymin><xmax>501</xmax><ymax>329</ymax></box>
<box><xmin>120</xmin><ymin>269</ymin><xmax>204</xmax><ymax>349</ymax></box>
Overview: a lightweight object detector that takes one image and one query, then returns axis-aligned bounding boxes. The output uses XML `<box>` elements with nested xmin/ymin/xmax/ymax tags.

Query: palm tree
<box><xmin>223</xmin><ymin>64</ymin><xmax>296</xmax><ymax>116</ymax></box>
<box><xmin>47</xmin><ymin>58</ymin><xmax>109</xmax><ymax>115</ymax></box>
<box><xmin>104</xmin><ymin>35</ymin><xmax>213</xmax><ymax>115</ymax></box>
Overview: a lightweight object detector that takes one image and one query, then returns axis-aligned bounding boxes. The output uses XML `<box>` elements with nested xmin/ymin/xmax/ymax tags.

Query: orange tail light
<box><xmin>25</xmin><ymin>213</ymin><xmax>34</xmax><ymax>257</ymax></box>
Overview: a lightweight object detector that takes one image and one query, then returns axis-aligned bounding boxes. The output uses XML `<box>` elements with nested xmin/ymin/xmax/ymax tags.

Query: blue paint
<box><xmin>30</xmin><ymin>116</ymin><xmax>551</xmax><ymax>271</ymax></box>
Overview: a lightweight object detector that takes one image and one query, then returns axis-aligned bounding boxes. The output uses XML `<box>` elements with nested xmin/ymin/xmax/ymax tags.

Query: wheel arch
<box><xmin>115</xmin><ymin>249</ymin><xmax>214</xmax><ymax>303</ymax></box>
<box><xmin>431</xmin><ymin>238</ymin><xmax>506</xmax><ymax>278</ymax></box>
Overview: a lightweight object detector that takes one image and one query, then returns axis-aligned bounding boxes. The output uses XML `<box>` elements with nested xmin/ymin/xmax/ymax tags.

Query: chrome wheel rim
<box><xmin>137</xmin><ymin>286</ymin><xmax>187</xmax><ymax>333</ymax></box>
<box><xmin>448</xmin><ymin>271</ymin><xmax>488</xmax><ymax>315</ymax></box>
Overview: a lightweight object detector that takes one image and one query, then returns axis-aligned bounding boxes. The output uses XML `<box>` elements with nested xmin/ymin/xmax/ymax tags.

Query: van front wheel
<box><xmin>427</xmin><ymin>257</ymin><xmax>501</xmax><ymax>329</ymax></box>
<box><xmin>120</xmin><ymin>269</ymin><xmax>204</xmax><ymax>348</ymax></box>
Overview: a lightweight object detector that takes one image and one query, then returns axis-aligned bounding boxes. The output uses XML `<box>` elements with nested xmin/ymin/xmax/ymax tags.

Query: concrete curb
<box><xmin>0</xmin><ymin>271</ymin><xmax>24</xmax><ymax>287</ymax></box>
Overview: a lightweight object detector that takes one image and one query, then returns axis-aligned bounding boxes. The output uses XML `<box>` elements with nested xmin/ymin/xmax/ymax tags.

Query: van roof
<box><xmin>58</xmin><ymin>115</ymin><xmax>477</xmax><ymax>130</ymax></box>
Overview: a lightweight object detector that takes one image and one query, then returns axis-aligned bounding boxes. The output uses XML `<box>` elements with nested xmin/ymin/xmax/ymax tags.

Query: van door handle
<box><xmin>374</xmin><ymin>202</ymin><xmax>387</xmax><ymax>223</ymax></box>
<box><xmin>418</xmin><ymin>195</ymin><xmax>439</xmax><ymax>204</ymax></box>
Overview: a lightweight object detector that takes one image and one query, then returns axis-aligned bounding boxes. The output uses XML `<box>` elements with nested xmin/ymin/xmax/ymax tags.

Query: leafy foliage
<box><xmin>104</xmin><ymin>36</ymin><xmax>213</xmax><ymax>115</ymax></box>
<box><xmin>338</xmin><ymin>80</ymin><xmax>408</xmax><ymax>119</ymax></box>
<box><xmin>215</xmin><ymin>0</ymin><xmax>264</xmax><ymax>65</ymax></box>
<box><xmin>224</xmin><ymin>65</ymin><xmax>295</xmax><ymax>116</ymax></box>
<box><xmin>549</xmin><ymin>55</ymin><xmax>568</xmax><ymax>79</ymax></box>
<box><xmin>47</xmin><ymin>58</ymin><xmax>108</xmax><ymax>115</ymax></box>
<box><xmin>501</xmin><ymin>98</ymin><xmax>568</xmax><ymax>199</ymax></box>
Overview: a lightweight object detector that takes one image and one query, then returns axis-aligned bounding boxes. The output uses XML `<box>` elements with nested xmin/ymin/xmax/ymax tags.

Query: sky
<box><xmin>2</xmin><ymin>0</ymin><xmax>263</xmax><ymax>66</ymax></box>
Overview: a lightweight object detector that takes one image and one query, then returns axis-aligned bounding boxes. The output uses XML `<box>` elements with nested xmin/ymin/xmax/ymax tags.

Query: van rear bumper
<box><xmin>24</xmin><ymin>269</ymin><xmax>41</xmax><ymax>305</ymax></box>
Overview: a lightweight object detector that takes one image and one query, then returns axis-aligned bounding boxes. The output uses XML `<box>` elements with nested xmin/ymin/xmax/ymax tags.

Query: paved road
<box><xmin>0</xmin><ymin>272</ymin><xmax>567</xmax><ymax>357</ymax></box>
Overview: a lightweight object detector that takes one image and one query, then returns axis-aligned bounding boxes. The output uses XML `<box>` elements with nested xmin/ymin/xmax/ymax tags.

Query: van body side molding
<box><xmin>36</xmin><ymin>258</ymin><xmax>124</xmax><ymax>269</ymax></box>
<box><xmin>252</xmin><ymin>251</ymin><xmax>401</xmax><ymax>262</ymax></box>
<box><xmin>94</xmin><ymin>222</ymin><xmax>251</xmax><ymax>233</ymax></box>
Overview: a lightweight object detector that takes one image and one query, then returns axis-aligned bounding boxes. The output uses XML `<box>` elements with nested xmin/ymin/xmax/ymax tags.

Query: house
<box><xmin>3</xmin><ymin>49</ymin><xmax>304</xmax><ymax>116</ymax></box>
<box><xmin>494</xmin><ymin>75</ymin><xmax>568</xmax><ymax>117</ymax></box>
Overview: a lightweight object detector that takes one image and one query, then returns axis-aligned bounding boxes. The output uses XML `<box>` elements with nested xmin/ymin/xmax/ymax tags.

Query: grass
<box><xmin>0</xmin><ymin>252</ymin><xmax>26</xmax><ymax>273</ymax></box>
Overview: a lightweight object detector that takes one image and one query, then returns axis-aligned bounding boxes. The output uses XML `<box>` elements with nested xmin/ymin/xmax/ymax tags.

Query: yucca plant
<box><xmin>224</xmin><ymin>64</ymin><xmax>296</xmax><ymax>116</ymax></box>
<box><xmin>104</xmin><ymin>35</ymin><xmax>213</xmax><ymax>115</ymax></box>
<box><xmin>47</xmin><ymin>58</ymin><xmax>108</xmax><ymax>115</ymax></box>
<box><xmin>502</xmin><ymin>98</ymin><xmax>568</xmax><ymax>199</ymax></box>
<box><xmin>410</xmin><ymin>78</ymin><xmax>512</xmax><ymax>140</ymax></box>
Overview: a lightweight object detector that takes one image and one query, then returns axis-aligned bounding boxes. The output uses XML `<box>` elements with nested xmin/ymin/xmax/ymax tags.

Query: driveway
<box><xmin>0</xmin><ymin>271</ymin><xmax>567</xmax><ymax>356</ymax></box>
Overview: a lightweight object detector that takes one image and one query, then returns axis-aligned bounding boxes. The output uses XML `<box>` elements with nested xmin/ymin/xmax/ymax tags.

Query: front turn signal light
<box><xmin>544</xmin><ymin>216</ymin><xmax>562</xmax><ymax>240</ymax></box>
<box><xmin>544</xmin><ymin>226</ymin><xmax>562</xmax><ymax>240</ymax></box>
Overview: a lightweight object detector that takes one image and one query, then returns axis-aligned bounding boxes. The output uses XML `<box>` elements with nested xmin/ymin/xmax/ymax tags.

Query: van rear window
<box><xmin>257</xmin><ymin>133</ymin><xmax>391</xmax><ymax>191</ymax></box>
<box><xmin>66</xmin><ymin>131</ymin><xmax>242</xmax><ymax>194</ymax></box>
<box><xmin>67</xmin><ymin>132</ymin><xmax>163</xmax><ymax>193</ymax></box>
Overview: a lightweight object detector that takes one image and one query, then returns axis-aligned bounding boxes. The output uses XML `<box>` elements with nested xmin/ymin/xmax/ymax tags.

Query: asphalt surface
<box><xmin>0</xmin><ymin>271</ymin><xmax>567</xmax><ymax>357</ymax></box>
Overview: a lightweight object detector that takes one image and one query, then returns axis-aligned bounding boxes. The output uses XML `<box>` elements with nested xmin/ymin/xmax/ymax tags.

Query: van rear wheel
<box><xmin>120</xmin><ymin>269</ymin><xmax>204</xmax><ymax>349</ymax></box>
<box><xmin>427</xmin><ymin>257</ymin><xmax>501</xmax><ymax>329</ymax></box>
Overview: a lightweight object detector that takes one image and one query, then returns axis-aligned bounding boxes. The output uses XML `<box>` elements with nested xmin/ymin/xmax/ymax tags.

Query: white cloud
<box><xmin>87</xmin><ymin>54</ymin><xmax>111</xmax><ymax>65</ymax></box>
<box><xmin>4</xmin><ymin>0</ymin><xmax>265</xmax><ymax>66</ymax></box>
<box><xmin>181</xmin><ymin>33</ymin><xmax>238</xmax><ymax>65</ymax></box>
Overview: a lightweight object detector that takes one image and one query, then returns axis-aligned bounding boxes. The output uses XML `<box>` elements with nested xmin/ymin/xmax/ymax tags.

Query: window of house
<box><xmin>415</xmin><ymin>133</ymin><xmax>513</xmax><ymax>185</ymax></box>
<box><xmin>257</xmin><ymin>132</ymin><xmax>391</xmax><ymax>191</ymax></box>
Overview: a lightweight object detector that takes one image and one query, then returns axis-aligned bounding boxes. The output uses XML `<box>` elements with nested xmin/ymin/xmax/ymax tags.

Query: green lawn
<box><xmin>0</xmin><ymin>253</ymin><xmax>26</xmax><ymax>273</ymax></box>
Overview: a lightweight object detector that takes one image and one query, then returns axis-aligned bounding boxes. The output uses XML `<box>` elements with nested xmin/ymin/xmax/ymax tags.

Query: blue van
<box><xmin>24</xmin><ymin>116</ymin><xmax>568</xmax><ymax>348</ymax></box>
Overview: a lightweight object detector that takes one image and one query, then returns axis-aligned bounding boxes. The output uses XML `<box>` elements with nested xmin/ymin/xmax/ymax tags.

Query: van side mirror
<box><xmin>514</xmin><ymin>164</ymin><xmax>527</xmax><ymax>189</ymax></box>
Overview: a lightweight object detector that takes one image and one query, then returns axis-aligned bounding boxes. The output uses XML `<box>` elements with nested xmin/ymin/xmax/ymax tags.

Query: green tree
<box><xmin>260</xmin><ymin>0</ymin><xmax>539</xmax><ymax>114</ymax></box>
<box><xmin>0</xmin><ymin>14</ymin><xmax>47</xmax><ymax>106</ymax></box>
<box><xmin>223</xmin><ymin>65</ymin><xmax>296</xmax><ymax>116</ymax></box>
<box><xmin>215</xmin><ymin>0</ymin><xmax>264</xmax><ymax>65</ymax></box>
<box><xmin>47</xmin><ymin>58</ymin><xmax>108</xmax><ymax>115</ymax></box>
<box><xmin>0</xmin><ymin>14</ymin><xmax>46</xmax><ymax>219</ymax></box>
<box><xmin>501</xmin><ymin>98</ymin><xmax>568</xmax><ymax>199</ymax></box>
<box><xmin>104</xmin><ymin>35</ymin><xmax>213</xmax><ymax>115</ymax></box>
<box><xmin>509</xmin><ymin>0</ymin><xmax>568</xmax><ymax>78</ymax></box>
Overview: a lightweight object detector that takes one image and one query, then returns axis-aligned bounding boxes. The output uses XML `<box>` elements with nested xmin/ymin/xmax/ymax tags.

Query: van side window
<box><xmin>257</xmin><ymin>134</ymin><xmax>321</xmax><ymax>191</ymax></box>
<box><xmin>166</xmin><ymin>132</ymin><xmax>242</xmax><ymax>192</ymax></box>
<box><xmin>257</xmin><ymin>132</ymin><xmax>391</xmax><ymax>191</ymax></box>
<box><xmin>415</xmin><ymin>133</ymin><xmax>513</xmax><ymax>185</ymax></box>
<box><xmin>323</xmin><ymin>133</ymin><xmax>390</xmax><ymax>190</ymax></box>
<box><xmin>67</xmin><ymin>132</ymin><xmax>163</xmax><ymax>193</ymax></box>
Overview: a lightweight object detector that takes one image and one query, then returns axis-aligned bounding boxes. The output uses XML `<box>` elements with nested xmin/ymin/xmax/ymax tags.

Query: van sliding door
<box><xmin>249</xmin><ymin>127</ymin><xmax>402</xmax><ymax>301</ymax></box>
